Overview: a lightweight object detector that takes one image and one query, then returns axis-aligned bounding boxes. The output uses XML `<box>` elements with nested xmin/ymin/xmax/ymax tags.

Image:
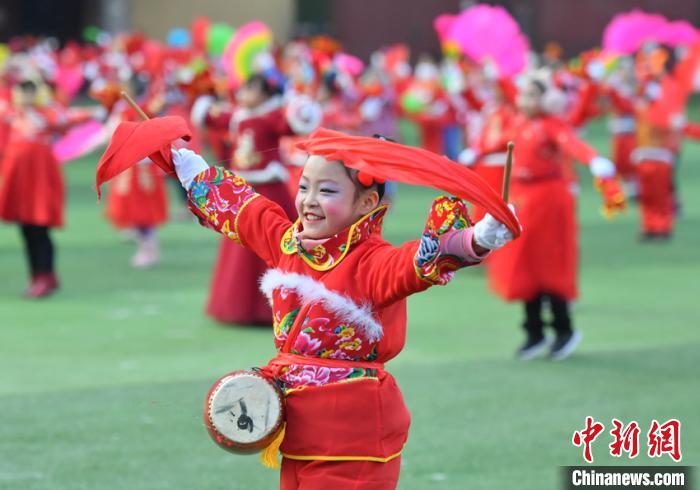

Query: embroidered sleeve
<box><xmin>413</xmin><ymin>195</ymin><xmax>478</xmax><ymax>286</ymax></box>
<box><xmin>364</xmin><ymin>196</ymin><xmax>481</xmax><ymax>308</ymax></box>
<box><xmin>188</xmin><ymin>166</ymin><xmax>291</xmax><ymax>266</ymax></box>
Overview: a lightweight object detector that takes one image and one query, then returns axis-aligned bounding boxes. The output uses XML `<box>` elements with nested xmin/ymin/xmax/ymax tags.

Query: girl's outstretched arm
<box><xmin>173</xmin><ymin>149</ymin><xmax>292</xmax><ymax>267</ymax></box>
<box><xmin>364</xmin><ymin>196</ymin><xmax>515</xmax><ymax>308</ymax></box>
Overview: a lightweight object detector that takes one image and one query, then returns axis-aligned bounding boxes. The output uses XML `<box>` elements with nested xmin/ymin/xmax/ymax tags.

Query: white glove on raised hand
<box><xmin>91</xmin><ymin>105</ymin><xmax>108</xmax><ymax>121</ymax></box>
<box><xmin>171</xmin><ymin>148</ymin><xmax>209</xmax><ymax>190</ymax></box>
<box><xmin>589</xmin><ymin>156</ymin><xmax>616</xmax><ymax>179</ymax></box>
<box><xmin>360</xmin><ymin>97</ymin><xmax>382</xmax><ymax>121</ymax></box>
<box><xmin>473</xmin><ymin>204</ymin><xmax>518</xmax><ymax>250</ymax></box>
<box><xmin>458</xmin><ymin>148</ymin><xmax>477</xmax><ymax>166</ymax></box>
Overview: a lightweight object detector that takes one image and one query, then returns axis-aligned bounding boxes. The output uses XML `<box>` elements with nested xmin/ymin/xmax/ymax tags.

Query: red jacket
<box><xmin>508</xmin><ymin>114</ymin><xmax>597</xmax><ymax>182</ymax></box>
<box><xmin>205</xmin><ymin>96</ymin><xmax>298</xmax><ymax>184</ymax></box>
<box><xmin>188</xmin><ymin>166</ymin><xmax>482</xmax><ymax>461</ymax></box>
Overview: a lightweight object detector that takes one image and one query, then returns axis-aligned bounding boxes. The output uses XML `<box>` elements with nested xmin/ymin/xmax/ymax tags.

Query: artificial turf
<box><xmin>1</xmin><ymin>118</ymin><xmax>698</xmax><ymax>489</ymax></box>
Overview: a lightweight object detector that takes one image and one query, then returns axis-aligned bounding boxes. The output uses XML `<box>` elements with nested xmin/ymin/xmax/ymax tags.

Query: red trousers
<box><xmin>280</xmin><ymin>457</ymin><xmax>401</xmax><ymax>490</ymax></box>
<box><xmin>419</xmin><ymin>121</ymin><xmax>443</xmax><ymax>155</ymax></box>
<box><xmin>612</xmin><ymin>133</ymin><xmax>637</xmax><ymax>180</ymax></box>
<box><xmin>637</xmin><ymin>161</ymin><xmax>674</xmax><ymax>234</ymax></box>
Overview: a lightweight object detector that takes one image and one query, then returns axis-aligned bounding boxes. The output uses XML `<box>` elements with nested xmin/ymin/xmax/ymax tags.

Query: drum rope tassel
<box><xmin>260</xmin><ymin>423</ymin><xmax>286</xmax><ymax>469</ymax></box>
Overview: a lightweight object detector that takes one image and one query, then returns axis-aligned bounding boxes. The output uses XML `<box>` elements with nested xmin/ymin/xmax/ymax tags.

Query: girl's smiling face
<box><xmin>295</xmin><ymin>155</ymin><xmax>379</xmax><ymax>239</ymax></box>
<box><xmin>516</xmin><ymin>81</ymin><xmax>544</xmax><ymax>117</ymax></box>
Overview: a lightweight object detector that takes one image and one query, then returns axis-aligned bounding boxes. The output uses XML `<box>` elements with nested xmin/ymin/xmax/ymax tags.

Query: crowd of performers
<box><xmin>1</xmin><ymin>10</ymin><xmax>700</xmax><ymax>488</ymax></box>
<box><xmin>2</xmin><ymin>24</ymin><xmax>700</xmax><ymax>365</ymax></box>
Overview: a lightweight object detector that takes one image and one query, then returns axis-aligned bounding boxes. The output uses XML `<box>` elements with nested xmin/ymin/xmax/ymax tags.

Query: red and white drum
<box><xmin>204</xmin><ymin>369</ymin><xmax>285</xmax><ymax>454</ymax></box>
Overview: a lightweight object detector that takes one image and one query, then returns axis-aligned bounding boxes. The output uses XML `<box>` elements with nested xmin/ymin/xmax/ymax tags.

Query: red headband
<box><xmin>295</xmin><ymin>127</ymin><xmax>520</xmax><ymax>237</ymax></box>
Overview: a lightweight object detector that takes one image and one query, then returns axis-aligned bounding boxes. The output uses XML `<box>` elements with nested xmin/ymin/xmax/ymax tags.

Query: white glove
<box><xmin>190</xmin><ymin>95</ymin><xmax>215</xmax><ymax>128</ymax></box>
<box><xmin>585</xmin><ymin>59</ymin><xmax>605</xmax><ymax>82</ymax></box>
<box><xmin>644</xmin><ymin>81</ymin><xmax>661</xmax><ymax>101</ymax></box>
<box><xmin>91</xmin><ymin>105</ymin><xmax>108</xmax><ymax>121</ymax></box>
<box><xmin>171</xmin><ymin>148</ymin><xmax>209</xmax><ymax>190</ymax></box>
<box><xmin>589</xmin><ymin>156</ymin><xmax>616</xmax><ymax>179</ymax></box>
<box><xmin>428</xmin><ymin>99</ymin><xmax>448</xmax><ymax>117</ymax></box>
<box><xmin>670</xmin><ymin>113</ymin><xmax>687</xmax><ymax>131</ymax></box>
<box><xmin>473</xmin><ymin>204</ymin><xmax>518</xmax><ymax>250</ymax></box>
<box><xmin>458</xmin><ymin>148</ymin><xmax>477</xmax><ymax>166</ymax></box>
<box><xmin>360</xmin><ymin>97</ymin><xmax>383</xmax><ymax>121</ymax></box>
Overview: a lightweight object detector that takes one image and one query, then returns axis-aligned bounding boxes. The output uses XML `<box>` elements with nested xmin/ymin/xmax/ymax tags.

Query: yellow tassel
<box><xmin>259</xmin><ymin>424</ymin><xmax>285</xmax><ymax>470</ymax></box>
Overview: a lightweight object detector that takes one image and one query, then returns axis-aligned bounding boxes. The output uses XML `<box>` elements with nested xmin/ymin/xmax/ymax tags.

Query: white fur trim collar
<box><xmin>259</xmin><ymin>269</ymin><xmax>383</xmax><ymax>342</ymax></box>
<box><xmin>190</xmin><ymin>95</ymin><xmax>215</xmax><ymax>128</ymax></box>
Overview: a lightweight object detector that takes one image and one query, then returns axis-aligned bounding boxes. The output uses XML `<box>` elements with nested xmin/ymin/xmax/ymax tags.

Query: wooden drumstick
<box><xmin>120</xmin><ymin>91</ymin><xmax>149</xmax><ymax>121</ymax></box>
<box><xmin>502</xmin><ymin>141</ymin><xmax>514</xmax><ymax>201</ymax></box>
<box><xmin>120</xmin><ymin>91</ymin><xmax>179</xmax><ymax>152</ymax></box>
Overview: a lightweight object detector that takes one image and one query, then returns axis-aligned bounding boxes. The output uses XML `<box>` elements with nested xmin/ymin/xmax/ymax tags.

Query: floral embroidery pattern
<box><xmin>188</xmin><ymin>166</ymin><xmax>259</xmax><ymax>243</ymax></box>
<box><xmin>273</xmin><ymin>306</ymin><xmax>300</xmax><ymax>346</ymax></box>
<box><xmin>260</xmin><ymin>269</ymin><xmax>383</xmax><ymax>343</ymax></box>
<box><xmin>270</xmin><ymin>300</ymin><xmax>382</xmax><ymax>389</ymax></box>
<box><xmin>414</xmin><ymin>195</ymin><xmax>473</xmax><ymax>285</ymax></box>
<box><xmin>424</xmin><ymin>195</ymin><xmax>471</xmax><ymax>234</ymax></box>
<box><xmin>280</xmin><ymin>205</ymin><xmax>388</xmax><ymax>271</ymax></box>
<box><xmin>291</xmin><ymin>330</ymin><xmax>324</xmax><ymax>355</ymax></box>
<box><xmin>280</xmin><ymin>365</ymin><xmax>358</xmax><ymax>389</ymax></box>
<box><xmin>280</xmin><ymin>365</ymin><xmax>379</xmax><ymax>391</ymax></box>
<box><xmin>415</xmin><ymin>233</ymin><xmax>439</xmax><ymax>269</ymax></box>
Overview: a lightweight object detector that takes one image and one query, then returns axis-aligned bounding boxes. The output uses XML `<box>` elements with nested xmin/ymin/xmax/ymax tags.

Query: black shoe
<box><xmin>549</xmin><ymin>331</ymin><xmax>582</xmax><ymax>361</ymax></box>
<box><xmin>639</xmin><ymin>232</ymin><xmax>672</xmax><ymax>242</ymax></box>
<box><xmin>516</xmin><ymin>335</ymin><xmax>551</xmax><ymax>361</ymax></box>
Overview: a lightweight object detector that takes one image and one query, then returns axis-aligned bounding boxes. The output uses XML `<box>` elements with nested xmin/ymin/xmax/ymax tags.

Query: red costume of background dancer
<box><xmin>485</xmin><ymin>75</ymin><xmax>624</xmax><ymax>361</ymax></box>
<box><xmin>199</xmin><ymin>74</ymin><xmax>320</xmax><ymax>325</ymax></box>
<box><xmin>0</xmin><ymin>79</ymin><xmax>92</xmax><ymax>296</ymax></box>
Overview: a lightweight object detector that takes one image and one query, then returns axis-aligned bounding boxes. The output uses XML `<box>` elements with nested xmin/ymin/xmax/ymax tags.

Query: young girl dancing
<box><xmin>167</xmin><ymin>127</ymin><xmax>519</xmax><ymax>489</ymax></box>
<box><xmin>0</xmin><ymin>78</ymin><xmax>92</xmax><ymax>296</ymax></box>
<box><xmin>483</xmin><ymin>72</ymin><xmax>625</xmax><ymax>361</ymax></box>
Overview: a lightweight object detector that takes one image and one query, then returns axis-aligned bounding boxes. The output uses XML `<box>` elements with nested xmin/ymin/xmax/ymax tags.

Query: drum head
<box><xmin>206</xmin><ymin>371</ymin><xmax>284</xmax><ymax>452</ymax></box>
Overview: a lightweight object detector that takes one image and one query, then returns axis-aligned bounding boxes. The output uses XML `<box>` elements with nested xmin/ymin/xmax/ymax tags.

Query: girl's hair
<box><xmin>341</xmin><ymin>166</ymin><xmax>386</xmax><ymax>201</ymax></box>
<box><xmin>245</xmin><ymin>73</ymin><xmax>283</xmax><ymax>98</ymax></box>
<box><xmin>19</xmin><ymin>80</ymin><xmax>38</xmax><ymax>93</ymax></box>
<box><xmin>340</xmin><ymin>134</ymin><xmax>391</xmax><ymax>202</ymax></box>
<box><xmin>531</xmin><ymin>79</ymin><xmax>547</xmax><ymax>95</ymax></box>
<box><xmin>321</xmin><ymin>72</ymin><xmax>340</xmax><ymax>96</ymax></box>
<box><xmin>13</xmin><ymin>79</ymin><xmax>51</xmax><ymax>107</ymax></box>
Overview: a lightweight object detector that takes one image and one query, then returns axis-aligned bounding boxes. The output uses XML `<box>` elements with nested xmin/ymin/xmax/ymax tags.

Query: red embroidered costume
<box><xmin>0</xmin><ymin>105</ymin><xmax>79</xmax><ymax>227</ymax></box>
<box><xmin>96</xmin><ymin>120</ymin><xmax>519</xmax><ymax>489</ymax></box>
<box><xmin>0</xmin><ymin>98</ymin><xmax>91</xmax><ymax>296</ymax></box>
<box><xmin>187</xmin><ymin>166</ymin><xmax>486</xmax><ymax>487</ymax></box>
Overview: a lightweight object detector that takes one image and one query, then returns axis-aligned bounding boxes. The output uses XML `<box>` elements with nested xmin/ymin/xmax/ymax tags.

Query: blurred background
<box><xmin>0</xmin><ymin>1</ymin><xmax>698</xmax><ymax>489</ymax></box>
<box><xmin>2</xmin><ymin>0</ymin><xmax>700</xmax><ymax>57</ymax></box>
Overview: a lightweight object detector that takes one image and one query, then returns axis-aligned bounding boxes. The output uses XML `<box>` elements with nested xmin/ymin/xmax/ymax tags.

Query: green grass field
<box><xmin>1</xmin><ymin>119</ymin><xmax>698</xmax><ymax>489</ymax></box>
